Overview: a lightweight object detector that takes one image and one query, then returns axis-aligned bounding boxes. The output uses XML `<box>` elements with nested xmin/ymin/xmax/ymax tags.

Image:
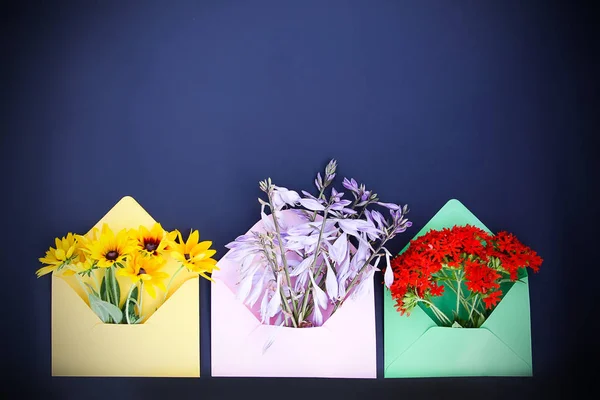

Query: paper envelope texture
<box><xmin>384</xmin><ymin>199</ymin><xmax>533</xmax><ymax>378</ymax></box>
<box><xmin>211</xmin><ymin>211</ymin><xmax>377</xmax><ymax>378</ymax></box>
<box><xmin>51</xmin><ymin>196</ymin><xmax>200</xmax><ymax>377</ymax></box>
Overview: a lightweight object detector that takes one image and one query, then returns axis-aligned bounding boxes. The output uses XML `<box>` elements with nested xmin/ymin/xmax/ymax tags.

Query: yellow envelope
<box><xmin>51</xmin><ymin>196</ymin><xmax>200</xmax><ymax>377</ymax></box>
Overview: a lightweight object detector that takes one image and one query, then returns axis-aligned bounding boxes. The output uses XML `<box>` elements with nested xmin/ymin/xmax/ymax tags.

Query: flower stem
<box><xmin>138</xmin><ymin>281</ymin><xmax>144</xmax><ymax>322</ymax></box>
<box><xmin>468</xmin><ymin>294</ymin><xmax>479</xmax><ymax>325</ymax></box>
<box><xmin>418</xmin><ymin>299</ymin><xmax>452</xmax><ymax>325</ymax></box>
<box><xmin>454</xmin><ymin>270</ymin><xmax>462</xmax><ymax>319</ymax></box>
<box><xmin>301</xmin><ymin>211</ymin><xmax>329</xmax><ymax>320</ymax></box>
<box><xmin>267</xmin><ymin>193</ymin><xmax>298</xmax><ymax>319</ymax></box>
<box><xmin>311</xmin><ymin>187</ymin><xmax>327</xmax><ymax>221</ymax></box>
<box><xmin>163</xmin><ymin>265</ymin><xmax>184</xmax><ymax>302</ymax></box>
<box><xmin>279</xmin><ymin>286</ymin><xmax>298</xmax><ymax>328</ymax></box>
<box><xmin>125</xmin><ymin>283</ymin><xmax>136</xmax><ymax>325</ymax></box>
<box><xmin>440</xmin><ymin>270</ymin><xmax>485</xmax><ymax>318</ymax></box>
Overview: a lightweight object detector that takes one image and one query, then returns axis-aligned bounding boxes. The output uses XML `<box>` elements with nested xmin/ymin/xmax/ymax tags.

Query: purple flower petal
<box><xmin>329</xmin><ymin>233</ymin><xmax>348</xmax><ymax>264</ymax></box>
<box><xmin>376</xmin><ymin>202</ymin><xmax>401</xmax><ymax>210</ymax></box>
<box><xmin>299</xmin><ymin>198</ymin><xmax>325</xmax><ymax>211</ymax></box>
<box><xmin>324</xmin><ymin>256</ymin><xmax>339</xmax><ymax>301</ymax></box>
<box><xmin>384</xmin><ymin>251</ymin><xmax>394</xmax><ymax>288</ymax></box>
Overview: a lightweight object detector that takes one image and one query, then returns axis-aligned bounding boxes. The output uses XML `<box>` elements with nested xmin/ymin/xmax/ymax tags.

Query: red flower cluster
<box><xmin>388</xmin><ymin>225</ymin><xmax>542</xmax><ymax>316</ymax></box>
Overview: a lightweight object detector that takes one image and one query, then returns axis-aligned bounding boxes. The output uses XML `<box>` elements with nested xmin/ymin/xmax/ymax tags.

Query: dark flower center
<box><xmin>144</xmin><ymin>241</ymin><xmax>159</xmax><ymax>252</ymax></box>
<box><xmin>106</xmin><ymin>251</ymin><xmax>119</xmax><ymax>261</ymax></box>
<box><xmin>184</xmin><ymin>253</ymin><xmax>191</xmax><ymax>261</ymax></box>
<box><xmin>137</xmin><ymin>268</ymin><xmax>147</xmax><ymax>276</ymax></box>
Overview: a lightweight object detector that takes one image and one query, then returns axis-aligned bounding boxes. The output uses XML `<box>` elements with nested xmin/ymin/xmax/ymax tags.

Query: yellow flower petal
<box><xmin>155</xmin><ymin>281</ymin><xmax>166</xmax><ymax>292</ymax></box>
<box><xmin>186</xmin><ymin>230</ymin><xmax>199</xmax><ymax>249</ymax></box>
<box><xmin>145</xmin><ymin>283</ymin><xmax>156</xmax><ymax>298</ymax></box>
<box><xmin>191</xmin><ymin>241</ymin><xmax>212</xmax><ymax>255</ymax></box>
<box><xmin>197</xmin><ymin>271</ymin><xmax>214</xmax><ymax>282</ymax></box>
<box><xmin>35</xmin><ymin>265</ymin><xmax>55</xmax><ymax>277</ymax></box>
<box><xmin>55</xmin><ymin>248</ymin><xmax>66</xmax><ymax>261</ymax></box>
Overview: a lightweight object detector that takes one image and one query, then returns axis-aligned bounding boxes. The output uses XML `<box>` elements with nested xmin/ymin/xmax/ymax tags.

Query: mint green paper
<box><xmin>384</xmin><ymin>199</ymin><xmax>533</xmax><ymax>378</ymax></box>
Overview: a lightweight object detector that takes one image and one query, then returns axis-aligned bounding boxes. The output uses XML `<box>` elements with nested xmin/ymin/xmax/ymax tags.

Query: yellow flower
<box><xmin>169</xmin><ymin>229</ymin><xmax>218</xmax><ymax>280</ymax></box>
<box><xmin>37</xmin><ymin>233</ymin><xmax>80</xmax><ymax>277</ymax></box>
<box><xmin>118</xmin><ymin>253</ymin><xmax>169</xmax><ymax>298</ymax></box>
<box><xmin>66</xmin><ymin>253</ymin><xmax>96</xmax><ymax>276</ymax></box>
<box><xmin>129</xmin><ymin>222</ymin><xmax>176</xmax><ymax>264</ymax></box>
<box><xmin>87</xmin><ymin>224</ymin><xmax>136</xmax><ymax>268</ymax></box>
<box><xmin>76</xmin><ymin>226</ymin><xmax>100</xmax><ymax>255</ymax></box>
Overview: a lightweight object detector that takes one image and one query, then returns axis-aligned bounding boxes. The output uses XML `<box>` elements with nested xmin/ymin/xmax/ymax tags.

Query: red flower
<box><xmin>429</xmin><ymin>282</ymin><xmax>445</xmax><ymax>297</ymax></box>
<box><xmin>464</xmin><ymin>260</ymin><xmax>500</xmax><ymax>294</ymax></box>
<box><xmin>388</xmin><ymin>225</ymin><xmax>542</xmax><ymax>322</ymax></box>
<box><xmin>483</xmin><ymin>290</ymin><xmax>502</xmax><ymax>309</ymax></box>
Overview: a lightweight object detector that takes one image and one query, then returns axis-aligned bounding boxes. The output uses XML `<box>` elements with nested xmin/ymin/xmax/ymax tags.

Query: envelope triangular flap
<box><xmin>92</xmin><ymin>195</ymin><xmax>155</xmax><ymax>232</ymax></box>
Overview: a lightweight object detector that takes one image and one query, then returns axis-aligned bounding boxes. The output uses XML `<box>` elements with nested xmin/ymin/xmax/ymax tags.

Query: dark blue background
<box><xmin>2</xmin><ymin>0</ymin><xmax>597</xmax><ymax>399</ymax></box>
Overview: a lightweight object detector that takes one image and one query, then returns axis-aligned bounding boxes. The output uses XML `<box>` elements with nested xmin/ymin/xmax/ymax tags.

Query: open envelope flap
<box><xmin>52</xmin><ymin>274</ymin><xmax>200</xmax><ymax>377</ymax></box>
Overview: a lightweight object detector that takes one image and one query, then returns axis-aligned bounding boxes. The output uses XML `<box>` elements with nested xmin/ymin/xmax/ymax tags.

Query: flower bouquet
<box><xmin>211</xmin><ymin>160</ymin><xmax>411</xmax><ymax>378</ymax></box>
<box><xmin>383</xmin><ymin>199</ymin><xmax>542</xmax><ymax>378</ymax></box>
<box><xmin>38</xmin><ymin>196</ymin><xmax>216</xmax><ymax>377</ymax></box>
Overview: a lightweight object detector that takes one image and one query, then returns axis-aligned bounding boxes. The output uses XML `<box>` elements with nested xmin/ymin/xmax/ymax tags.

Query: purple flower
<box><xmin>328</xmin><ymin>233</ymin><xmax>348</xmax><ymax>264</ymax></box>
<box><xmin>342</xmin><ymin>177</ymin><xmax>358</xmax><ymax>192</ymax></box>
<box><xmin>271</xmin><ymin>186</ymin><xmax>300</xmax><ymax>210</ymax></box>
<box><xmin>333</xmin><ymin>218</ymin><xmax>380</xmax><ymax>241</ymax></box>
<box><xmin>342</xmin><ymin>178</ymin><xmax>372</xmax><ymax>203</ymax></box>
<box><xmin>237</xmin><ymin>160</ymin><xmax>413</xmax><ymax>328</ymax></box>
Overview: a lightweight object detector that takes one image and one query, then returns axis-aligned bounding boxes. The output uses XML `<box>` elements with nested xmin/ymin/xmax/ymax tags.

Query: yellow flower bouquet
<box><xmin>36</xmin><ymin>196</ymin><xmax>216</xmax><ymax>376</ymax></box>
<box><xmin>38</xmin><ymin>222</ymin><xmax>216</xmax><ymax>324</ymax></box>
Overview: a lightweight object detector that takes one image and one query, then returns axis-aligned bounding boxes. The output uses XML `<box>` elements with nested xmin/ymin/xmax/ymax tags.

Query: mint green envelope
<box><xmin>384</xmin><ymin>199</ymin><xmax>533</xmax><ymax>378</ymax></box>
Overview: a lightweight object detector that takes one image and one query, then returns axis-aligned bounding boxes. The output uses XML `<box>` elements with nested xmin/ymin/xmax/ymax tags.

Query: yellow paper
<box><xmin>51</xmin><ymin>196</ymin><xmax>200</xmax><ymax>377</ymax></box>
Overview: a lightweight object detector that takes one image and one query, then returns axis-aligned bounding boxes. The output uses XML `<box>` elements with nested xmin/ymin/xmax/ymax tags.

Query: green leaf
<box><xmin>121</xmin><ymin>285</ymin><xmax>139</xmax><ymax>324</ymax></box>
<box><xmin>100</xmin><ymin>276</ymin><xmax>108</xmax><ymax>302</ymax></box>
<box><xmin>89</xmin><ymin>293</ymin><xmax>123</xmax><ymax>324</ymax></box>
<box><xmin>114</xmin><ymin>274</ymin><xmax>121</xmax><ymax>306</ymax></box>
<box><xmin>104</xmin><ymin>267</ymin><xmax>121</xmax><ymax>307</ymax></box>
<box><xmin>451</xmin><ymin>321</ymin><xmax>463</xmax><ymax>328</ymax></box>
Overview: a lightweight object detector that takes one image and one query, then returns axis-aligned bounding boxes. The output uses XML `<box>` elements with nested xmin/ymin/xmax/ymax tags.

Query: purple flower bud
<box><xmin>376</xmin><ymin>202</ymin><xmax>401</xmax><ymax>211</ymax></box>
<box><xmin>342</xmin><ymin>178</ymin><xmax>359</xmax><ymax>193</ymax></box>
